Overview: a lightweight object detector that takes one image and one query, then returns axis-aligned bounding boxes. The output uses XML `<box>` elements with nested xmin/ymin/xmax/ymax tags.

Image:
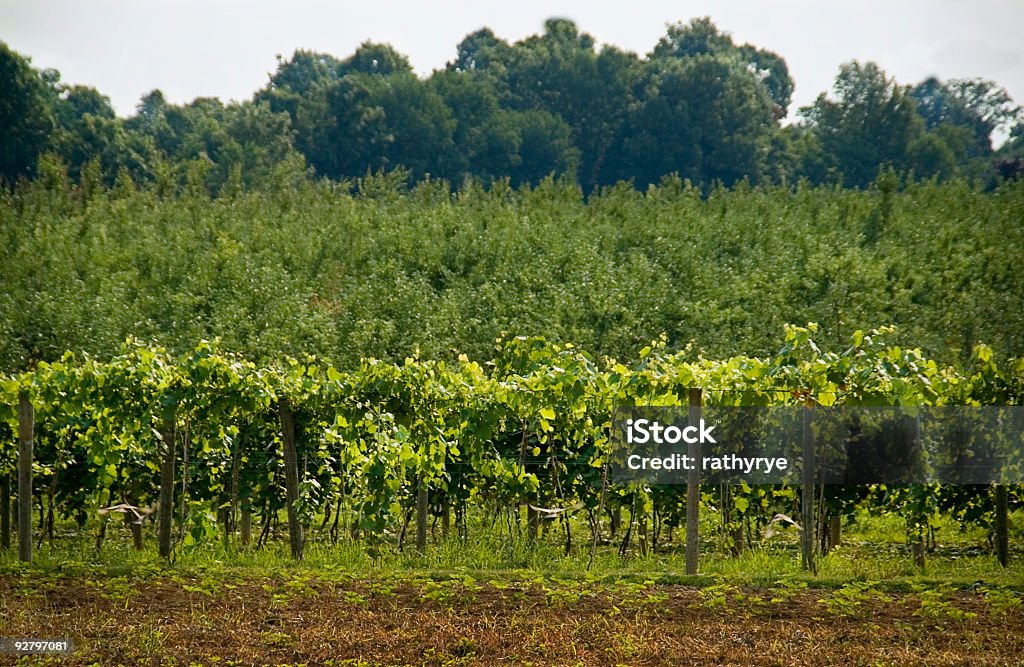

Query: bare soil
<box><xmin>2</xmin><ymin>575</ymin><xmax>1022</xmax><ymax>666</ymax></box>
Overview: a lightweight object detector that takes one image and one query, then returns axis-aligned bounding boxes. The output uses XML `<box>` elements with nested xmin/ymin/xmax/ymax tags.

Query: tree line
<box><xmin>3</xmin><ymin>17</ymin><xmax>1024</xmax><ymax>193</ymax></box>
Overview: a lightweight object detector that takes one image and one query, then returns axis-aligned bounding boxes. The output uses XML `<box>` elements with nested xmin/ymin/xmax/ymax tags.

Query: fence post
<box><xmin>0</xmin><ymin>472</ymin><xmax>10</xmax><ymax>551</ymax></box>
<box><xmin>685</xmin><ymin>388</ymin><xmax>702</xmax><ymax>575</ymax></box>
<box><xmin>416</xmin><ymin>471</ymin><xmax>428</xmax><ymax>553</ymax></box>
<box><xmin>18</xmin><ymin>391</ymin><xmax>33</xmax><ymax>564</ymax></box>
<box><xmin>240</xmin><ymin>510</ymin><xmax>252</xmax><ymax>546</ymax></box>
<box><xmin>278</xmin><ymin>398</ymin><xmax>304</xmax><ymax>560</ymax></box>
<box><xmin>801</xmin><ymin>405</ymin><xmax>816</xmax><ymax>573</ymax></box>
<box><xmin>994</xmin><ymin>485</ymin><xmax>1009</xmax><ymax>567</ymax></box>
<box><xmin>158</xmin><ymin>417</ymin><xmax>176</xmax><ymax>559</ymax></box>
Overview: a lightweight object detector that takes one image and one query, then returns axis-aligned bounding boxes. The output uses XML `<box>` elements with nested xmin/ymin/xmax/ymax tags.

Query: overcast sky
<box><xmin>3</xmin><ymin>0</ymin><xmax>1023</xmax><ymax>124</ymax></box>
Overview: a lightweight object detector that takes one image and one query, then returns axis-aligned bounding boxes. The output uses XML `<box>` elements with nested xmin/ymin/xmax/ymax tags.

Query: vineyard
<box><xmin>3</xmin><ymin>178</ymin><xmax>1024</xmax><ymax>664</ymax></box>
<box><xmin>2</xmin><ymin>325</ymin><xmax>1022</xmax><ymax>571</ymax></box>
<box><xmin>4</xmin><ymin>12</ymin><xmax>1024</xmax><ymax>662</ymax></box>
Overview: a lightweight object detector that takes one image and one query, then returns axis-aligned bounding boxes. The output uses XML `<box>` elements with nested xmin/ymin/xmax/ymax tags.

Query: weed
<box><xmin>341</xmin><ymin>590</ymin><xmax>368</xmax><ymax>605</ymax></box>
<box><xmin>980</xmin><ymin>586</ymin><xmax>1022</xmax><ymax>617</ymax></box>
<box><xmin>914</xmin><ymin>585</ymin><xmax>977</xmax><ymax>623</ymax></box>
<box><xmin>818</xmin><ymin>581</ymin><xmax>889</xmax><ymax>617</ymax></box>
<box><xmin>699</xmin><ymin>583</ymin><xmax>738</xmax><ymax>609</ymax></box>
<box><xmin>259</xmin><ymin>631</ymin><xmax>295</xmax><ymax>648</ymax></box>
<box><xmin>422</xmin><ymin>579</ymin><xmax>457</xmax><ymax>604</ymax></box>
<box><xmin>769</xmin><ymin>578</ymin><xmax>808</xmax><ymax>605</ymax></box>
<box><xmin>544</xmin><ymin>585</ymin><xmax>584</xmax><ymax>606</ymax></box>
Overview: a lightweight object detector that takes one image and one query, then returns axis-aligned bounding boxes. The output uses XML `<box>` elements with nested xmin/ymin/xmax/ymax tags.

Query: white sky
<box><xmin>3</xmin><ymin>0</ymin><xmax>1023</xmax><ymax>125</ymax></box>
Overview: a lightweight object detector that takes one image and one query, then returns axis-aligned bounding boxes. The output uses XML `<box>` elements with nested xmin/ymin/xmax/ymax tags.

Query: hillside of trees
<box><xmin>3</xmin><ymin>17</ymin><xmax>1024</xmax><ymax>194</ymax></box>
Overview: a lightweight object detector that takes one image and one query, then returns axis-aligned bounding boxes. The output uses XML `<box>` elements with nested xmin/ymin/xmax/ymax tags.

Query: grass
<box><xmin>2</xmin><ymin>508</ymin><xmax>1021</xmax><ymax>589</ymax></box>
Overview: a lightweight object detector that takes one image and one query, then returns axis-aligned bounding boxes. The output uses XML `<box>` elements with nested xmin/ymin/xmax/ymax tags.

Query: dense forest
<box><xmin>3</xmin><ymin>17</ymin><xmax>1024</xmax><ymax>194</ymax></box>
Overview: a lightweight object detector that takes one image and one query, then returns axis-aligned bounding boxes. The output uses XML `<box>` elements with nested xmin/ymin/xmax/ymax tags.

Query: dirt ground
<box><xmin>2</xmin><ymin>574</ymin><xmax>1022</xmax><ymax>666</ymax></box>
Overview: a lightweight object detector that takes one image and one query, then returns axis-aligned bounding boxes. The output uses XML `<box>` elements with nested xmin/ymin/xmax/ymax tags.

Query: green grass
<box><xmin>1</xmin><ymin>508</ymin><xmax>1021</xmax><ymax>591</ymax></box>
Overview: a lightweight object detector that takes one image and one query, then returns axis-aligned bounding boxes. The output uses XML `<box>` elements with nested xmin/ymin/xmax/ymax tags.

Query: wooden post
<box><xmin>828</xmin><ymin>514</ymin><xmax>842</xmax><ymax>551</ymax></box>
<box><xmin>124</xmin><ymin>512</ymin><xmax>143</xmax><ymax>550</ymax></box>
<box><xmin>157</xmin><ymin>418</ymin><xmax>176</xmax><ymax>559</ymax></box>
<box><xmin>908</xmin><ymin>415</ymin><xmax>926</xmax><ymax>570</ymax></box>
<box><xmin>731</xmin><ymin>524</ymin><xmax>745</xmax><ymax>556</ymax></box>
<box><xmin>527</xmin><ymin>492</ymin><xmax>540</xmax><ymax>542</ymax></box>
<box><xmin>240</xmin><ymin>509</ymin><xmax>252</xmax><ymax>546</ymax></box>
<box><xmin>278</xmin><ymin>399</ymin><xmax>304</xmax><ymax>560</ymax></box>
<box><xmin>416</xmin><ymin>472</ymin><xmax>428</xmax><ymax>553</ymax></box>
<box><xmin>1</xmin><ymin>472</ymin><xmax>10</xmax><ymax>550</ymax></box>
<box><xmin>913</xmin><ymin>540</ymin><xmax>926</xmax><ymax>568</ymax></box>
<box><xmin>218</xmin><ymin>506</ymin><xmax>229</xmax><ymax>548</ymax></box>
<box><xmin>226</xmin><ymin>441</ymin><xmax>241</xmax><ymax>547</ymax></box>
<box><xmin>638</xmin><ymin>511</ymin><xmax>649</xmax><ymax>557</ymax></box>
<box><xmin>685</xmin><ymin>388</ymin><xmax>701</xmax><ymax>575</ymax></box>
<box><xmin>801</xmin><ymin>405</ymin><xmax>816</xmax><ymax>573</ymax></box>
<box><xmin>994</xmin><ymin>485</ymin><xmax>1009</xmax><ymax>567</ymax></box>
<box><xmin>610</xmin><ymin>506</ymin><xmax>621</xmax><ymax>536</ymax></box>
<box><xmin>18</xmin><ymin>391</ymin><xmax>33</xmax><ymax>564</ymax></box>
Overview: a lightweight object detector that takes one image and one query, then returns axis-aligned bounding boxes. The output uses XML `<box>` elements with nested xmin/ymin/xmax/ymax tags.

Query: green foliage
<box><xmin>5</xmin><ymin>19</ymin><xmax>1018</xmax><ymax>193</ymax></box>
<box><xmin>1</xmin><ymin>176</ymin><xmax>1023</xmax><ymax>370</ymax></box>
<box><xmin>802</xmin><ymin>61</ymin><xmax>925</xmax><ymax>188</ymax></box>
<box><xmin>913</xmin><ymin>584</ymin><xmax>977</xmax><ymax>622</ymax></box>
<box><xmin>607</xmin><ymin>53</ymin><xmax>775</xmax><ymax>188</ymax></box>
<box><xmin>651</xmin><ymin>17</ymin><xmax>793</xmax><ymax>113</ymax></box>
<box><xmin>979</xmin><ymin>586</ymin><xmax>1023</xmax><ymax>617</ymax></box>
<box><xmin>818</xmin><ymin>580</ymin><xmax>889</xmax><ymax>617</ymax></box>
<box><xmin>0</xmin><ymin>41</ymin><xmax>57</xmax><ymax>182</ymax></box>
<box><xmin>1</xmin><ymin>325</ymin><xmax>1020</xmax><ymax>562</ymax></box>
<box><xmin>699</xmin><ymin>582</ymin><xmax>739</xmax><ymax>608</ymax></box>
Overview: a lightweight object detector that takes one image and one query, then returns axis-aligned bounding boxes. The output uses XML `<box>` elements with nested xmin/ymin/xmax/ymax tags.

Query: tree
<box><xmin>430</xmin><ymin>70</ymin><xmax>519</xmax><ymax>184</ymax></box>
<box><xmin>506</xmin><ymin>109</ymin><xmax>578</xmax><ymax>188</ymax></box>
<box><xmin>907</xmin><ymin>132</ymin><xmax>958</xmax><ymax>180</ymax></box>
<box><xmin>51</xmin><ymin>113</ymin><xmax>151</xmax><ymax>184</ymax></box>
<box><xmin>367</xmin><ymin>73</ymin><xmax>455</xmax><ymax>180</ymax></box>
<box><xmin>607</xmin><ymin>55</ymin><xmax>775</xmax><ymax>188</ymax></box>
<box><xmin>254</xmin><ymin>50</ymin><xmax>343</xmax><ymax>166</ymax></box>
<box><xmin>764</xmin><ymin>124</ymin><xmax>828</xmax><ymax>185</ymax></box>
<box><xmin>262</xmin><ymin>50</ymin><xmax>344</xmax><ymax>98</ymax></box>
<box><xmin>651</xmin><ymin>18</ymin><xmax>794</xmax><ymax>114</ymax></box>
<box><xmin>802</xmin><ymin>61</ymin><xmax>923</xmax><ymax>188</ymax></box>
<box><xmin>256</xmin><ymin>44</ymin><xmax>442</xmax><ymax>182</ymax></box>
<box><xmin>125</xmin><ymin>90</ymin><xmax>178</xmax><ymax>155</ymax></box>
<box><xmin>911</xmin><ymin>77</ymin><xmax>1020</xmax><ymax>158</ymax></box>
<box><xmin>313</xmin><ymin>72</ymin><xmax>455</xmax><ymax>181</ymax></box>
<box><xmin>490</xmin><ymin>19</ymin><xmax>639</xmax><ymax>189</ymax></box>
<box><xmin>0</xmin><ymin>43</ymin><xmax>56</xmax><ymax>182</ymax></box>
<box><xmin>122</xmin><ymin>90</ymin><xmax>302</xmax><ymax>193</ymax></box>
<box><xmin>607</xmin><ymin>17</ymin><xmax>792</xmax><ymax>188</ymax></box>
<box><xmin>339</xmin><ymin>42</ymin><xmax>413</xmax><ymax>77</ymax></box>
<box><xmin>450</xmin><ymin>28</ymin><xmax>512</xmax><ymax>74</ymax></box>
<box><xmin>53</xmin><ymin>85</ymin><xmax>115</xmax><ymax>126</ymax></box>
<box><xmin>946</xmin><ymin>79</ymin><xmax>1021</xmax><ymax>151</ymax></box>
<box><xmin>46</xmin><ymin>85</ymin><xmax>157</xmax><ymax>183</ymax></box>
<box><xmin>222</xmin><ymin>102</ymin><xmax>302</xmax><ymax>189</ymax></box>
